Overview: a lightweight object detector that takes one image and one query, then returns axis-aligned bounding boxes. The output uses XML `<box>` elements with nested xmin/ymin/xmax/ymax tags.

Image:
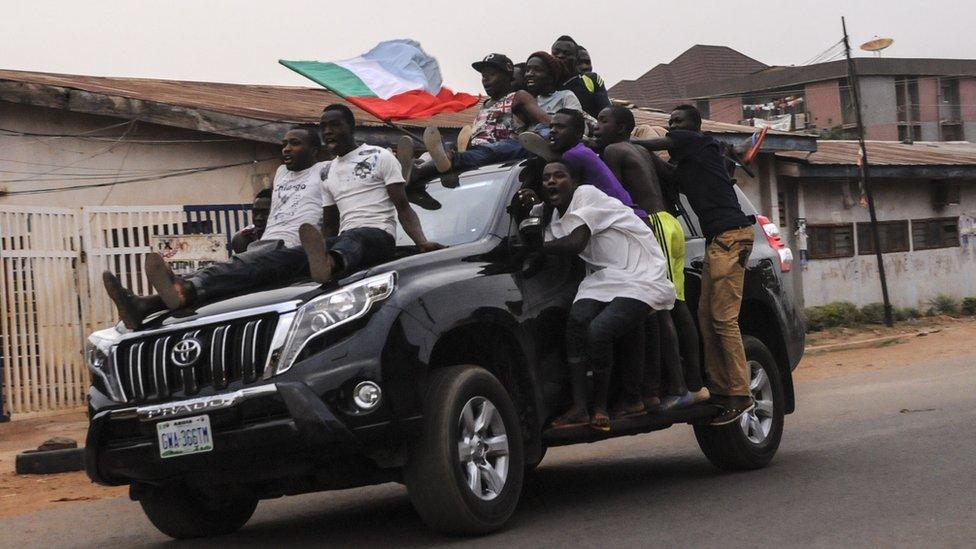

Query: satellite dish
<box><xmin>860</xmin><ymin>38</ymin><xmax>894</xmax><ymax>52</ymax></box>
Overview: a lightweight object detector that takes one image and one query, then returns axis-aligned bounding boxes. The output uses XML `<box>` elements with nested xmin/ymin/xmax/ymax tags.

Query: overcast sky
<box><xmin>3</xmin><ymin>0</ymin><xmax>975</xmax><ymax>95</ymax></box>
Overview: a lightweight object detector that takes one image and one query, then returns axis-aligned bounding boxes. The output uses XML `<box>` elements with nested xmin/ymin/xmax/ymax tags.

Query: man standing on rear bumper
<box><xmin>631</xmin><ymin>104</ymin><xmax>755</xmax><ymax>425</ymax></box>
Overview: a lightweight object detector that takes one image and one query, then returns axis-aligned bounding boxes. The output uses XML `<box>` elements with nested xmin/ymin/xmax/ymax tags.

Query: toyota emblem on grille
<box><xmin>171</xmin><ymin>338</ymin><xmax>203</xmax><ymax>367</ymax></box>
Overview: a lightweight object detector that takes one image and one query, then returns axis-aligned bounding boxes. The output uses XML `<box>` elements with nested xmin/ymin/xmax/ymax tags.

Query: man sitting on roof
<box><xmin>103</xmin><ymin>125</ymin><xmax>329</xmax><ymax>329</ymax></box>
<box><xmin>406</xmin><ymin>53</ymin><xmax>550</xmax><ymax>203</ymax></box>
<box><xmin>231</xmin><ymin>188</ymin><xmax>272</xmax><ymax>254</ymax></box>
<box><xmin>551</xmin><ymin>35</ymin><xmax>610</xmax><ymax>119</ymax></box>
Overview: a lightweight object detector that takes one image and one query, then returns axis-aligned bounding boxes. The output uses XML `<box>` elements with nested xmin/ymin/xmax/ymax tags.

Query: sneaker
<box><xmin>144</xmin><ymin>253</ymin><xmax>192</xmax><ymax>310</ymax></box>
<box><xmin>299</xmin><ymin>223</ymin><xmax>333</xmax><ymax>284</ymax></box>
<box><xmin>405</xmin><ymin>186</ymin><xmax>442</xmax><ymax>210</ymax></box>
<box><xmin>709</xmin><ymin>396</ymin><xmax>755</xmax><ymax>426</ymax></box>
<box><xmin>456</xmin><ymin>125</ymin><xmax>473</xmax><ymax>153</ymax></box>
<box><xmin>657</xmin><ymin>392</ymin><xmax>695</xmax><ymax>412</ymax></box>
<box><xmin>396</xmin><ymin>135</ymin><xmax>415</xmax><ymax>183</ymax></box>
<box><xmin>518</xmin><ymin>132</ymin><xmax>559</xmax><ymax>161</ymax></box>
<box><xmin>691</xmin><ymin>387</ymin><xmax>711</xmax><ymax>404</ymax></box>
<box><xmin>423</xmin><ymin>127</ymin><xmax>452</xmax><ymax>173</ymax></box>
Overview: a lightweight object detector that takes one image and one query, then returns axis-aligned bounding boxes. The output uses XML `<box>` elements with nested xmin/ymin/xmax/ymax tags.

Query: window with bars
<box><xmin>912</xmin><ymin>218</ymin><xmax>959</xmax><ymax>250</ymax></box>
<box><xmin>856</xmin><ymin>221</ymin><xmax>909</xmax><ymax>255</ymax></box>
<box><xmin>808</xmin><ymin>223</ymin><xmax>854</xmax><ymax>259</ymax></box>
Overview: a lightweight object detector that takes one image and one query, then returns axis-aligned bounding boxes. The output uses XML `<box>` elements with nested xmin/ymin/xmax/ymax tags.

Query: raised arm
<box><xmin>543</xmin><ymin>224</ymin><xmax>590</xmax><ymax>256</ymax></box>
<box><xmin>512</xmin><ymin>90</ymin><xmax>551</xmax><ymax>126</ymax></box>
<box><xmin>386</xmin><ymin>182</ymin><xmax>445</xmax><ymax>252</ymax></box>
<box><xmin>630</xmin><ymin>136</ymin><xmax>674</xmax><ymax>152</ymax></box>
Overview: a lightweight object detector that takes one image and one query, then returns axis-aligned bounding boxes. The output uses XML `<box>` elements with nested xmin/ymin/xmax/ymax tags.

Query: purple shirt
<box><xmin>561</xmin><ymin>143</ymin><xmax>647</xmax><ymax>219</ymax></box>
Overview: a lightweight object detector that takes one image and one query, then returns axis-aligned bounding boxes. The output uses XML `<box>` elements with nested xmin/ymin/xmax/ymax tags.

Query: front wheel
<box><xmin>138</xmin><ymin>484</ymin><xmax>257</xmax><ymax>539</ymax></box>
<box><xmin>404</xmin><ymin>365</ymin><xmax>525</xmax><ymax>535</ymax></box>
<box><xmin>694</xmin><ymin>336</ymin><xmax>785</xmax><ymax>471</ymax></box>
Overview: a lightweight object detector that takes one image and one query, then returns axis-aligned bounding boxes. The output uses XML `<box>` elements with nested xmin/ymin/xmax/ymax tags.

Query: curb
<box><xmin>806</xmin><ymin>329</ymin><xmax>941</xmax><ymax>353</ymax></box>
<box><xmin>15</xmin><ymin>448</ymin><xmax>85</xmax><ymax>475</ymax></box>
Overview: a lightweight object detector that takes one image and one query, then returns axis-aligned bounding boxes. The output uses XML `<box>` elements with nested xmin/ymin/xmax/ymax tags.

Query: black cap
<box><xmin>472</xmin><ymin>53</ymin><xmax>514</xmax><ymax>75</ymax></box>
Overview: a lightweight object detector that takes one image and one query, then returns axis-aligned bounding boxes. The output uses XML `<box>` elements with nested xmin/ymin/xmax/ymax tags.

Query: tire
<box><xmin>694</xmin><ymin>336</ymin><xmax>785</xmax><ymax>471</ymax></box>
<box><xmin>138</xmin><ymin>483</ymin><xmax>258</xmax><ymax>539</ymax></box>
<box><xmin>404</xmin><ymin>365</ymin><xmax>525</xmax><ymax>535</ymax></box>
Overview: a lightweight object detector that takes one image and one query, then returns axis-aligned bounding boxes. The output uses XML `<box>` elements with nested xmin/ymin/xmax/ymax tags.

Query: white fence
<box><xmin>1</xmin><ymin>204</ymin><xmax>250</xmax><ymax>417</ymax></box>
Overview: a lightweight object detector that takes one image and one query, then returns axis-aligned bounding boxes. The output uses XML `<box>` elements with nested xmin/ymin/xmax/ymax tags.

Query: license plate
<box><xmin>156</xmin><ymin>415</ymin><xmax>213</xmax><ymax>459</ymax></box>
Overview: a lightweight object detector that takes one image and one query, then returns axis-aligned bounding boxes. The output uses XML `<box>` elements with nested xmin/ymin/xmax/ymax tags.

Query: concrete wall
<box><xmin>0</xmin><ymin>102</ymin><xmax>281</xmax><ymax>207</ymax></box>
<box><xmin>960</xmin><ymin>78</ymin><xmax>976</xmax><ymax>141</ymax></box>
<box><xmin>804</xmin><ymin>80</ymin><xmax>843</xmax><ymax>130</ymax></box>
<box><xmin>708</xmin><ymin>97</ymin><xmax>744</xmax><ymax>125</ymax></box>
<box><xmin>797</xmin><ymin>178</ymin><xmax>976</xmax><ymax>309</ymax></box>
<box><xmin>858</xmin><ymin>76</ymin><xmax>900</xmax><ymax>140</ymax></box>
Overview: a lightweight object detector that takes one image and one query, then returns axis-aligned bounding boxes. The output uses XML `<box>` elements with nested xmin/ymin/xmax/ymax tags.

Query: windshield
<box><xmin>396</xmin><ymin>171</ymin><xmax>511</xmax><ymax>247</ymax></box>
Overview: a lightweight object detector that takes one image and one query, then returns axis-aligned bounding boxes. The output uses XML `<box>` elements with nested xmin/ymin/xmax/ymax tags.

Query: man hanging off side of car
<box><xmin>533</xmin><ymin>160</ymin><xmax>676</xmax><ymax>431</ymax></box>
<box><xmin>631</xmin><ymin>104</ymin><xmax>757</xmax><ymax>425</ymax></box>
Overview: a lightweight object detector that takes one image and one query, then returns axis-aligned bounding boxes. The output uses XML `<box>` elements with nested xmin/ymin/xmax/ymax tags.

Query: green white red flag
<box><xmin>280</xmin><ymin>39</ymin><xmax>479</xmax><ymax>121</ymax></box>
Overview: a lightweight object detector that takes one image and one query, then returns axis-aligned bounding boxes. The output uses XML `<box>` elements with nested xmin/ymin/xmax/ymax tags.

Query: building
<box><xmin>611</xmin><ymin>47</ymin><xmax>976</xmax><ymax>142</ymax></box>
<box><xmin>774</xmin><ymin>140</ymin><xmax>976</xmax><ymax>309</ymax></box>
<box><xmin>608</xmin><ymin>45</ymin><xmax>768</xmax><ymax>113</ymax></box>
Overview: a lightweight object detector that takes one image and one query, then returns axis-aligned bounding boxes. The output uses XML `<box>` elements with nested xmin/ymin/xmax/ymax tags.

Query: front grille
<box><xmin>114</xmin><ymin>314</ymin><xmax>278</xmax><ymax>403</ymax></box>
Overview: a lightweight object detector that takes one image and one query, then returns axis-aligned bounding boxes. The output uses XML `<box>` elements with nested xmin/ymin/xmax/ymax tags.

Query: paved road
<box><xmin>4</xmin><ymin>355</ymin><xmax>974</xmax><ymax>548</ymax></box>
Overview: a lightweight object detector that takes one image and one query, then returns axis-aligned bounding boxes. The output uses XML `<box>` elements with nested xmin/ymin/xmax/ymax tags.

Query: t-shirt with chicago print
<box><xmin>260</xmin><ymin>161</ymin><xmax>328</xmax><ymax>248</ymax></box>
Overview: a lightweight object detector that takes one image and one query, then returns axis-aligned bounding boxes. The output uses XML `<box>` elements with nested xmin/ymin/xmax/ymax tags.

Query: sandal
<box><xmin>611</xmin><ymin>398</ymin><xmax>645</xmax><ymax>419</ymax></box>
<box><xmin>549</xmin><ymin>408</ymin><xmax>590</xmax><ymax>429</ymax></box>
<box><xmin>589</xmin><ymin>409</ymin><xmax>611</xmax><ymax>432</ymax></box>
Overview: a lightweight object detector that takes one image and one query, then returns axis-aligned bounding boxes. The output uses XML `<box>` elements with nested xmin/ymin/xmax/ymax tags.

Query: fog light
<box><xmin>352</xmin><ymin>381</ymin><xmax>382</xmax><ymax>411</ymax></box>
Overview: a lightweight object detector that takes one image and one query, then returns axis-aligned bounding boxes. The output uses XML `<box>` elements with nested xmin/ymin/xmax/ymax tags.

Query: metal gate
<box><xmin>0</xmin><ymin>207</ymin><xmax>86</xmax><ymax>415</ymax></box>
<box><xmin>1</xmin><ymin>204</ymin><xmax>251</xmax><ymax>417</ymax></box>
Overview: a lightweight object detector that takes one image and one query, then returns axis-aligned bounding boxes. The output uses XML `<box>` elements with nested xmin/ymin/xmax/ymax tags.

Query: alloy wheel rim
<box><xmin>457</xmin><ymin>396</ymin><xmax>509</xmax><ymax>501</ymax></box>
<box><xmin>740</xmin><ymin>360</ymin><xmax>774</xmax><ymax>444</ymax></box>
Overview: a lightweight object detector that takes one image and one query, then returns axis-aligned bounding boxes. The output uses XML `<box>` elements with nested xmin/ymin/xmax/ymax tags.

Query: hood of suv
<box><xmin>146</xmin><ymin>281</ymin><xmax>323</xmax><ymax>329</ymax></box>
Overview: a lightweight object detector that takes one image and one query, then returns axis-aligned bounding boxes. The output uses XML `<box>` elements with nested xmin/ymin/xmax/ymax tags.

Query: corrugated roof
<box><xmin>0</xmin><ymin>68</ymin><xmax>475</xmax><ymax>129</ymax></box>
<box><xmin>0</xmin><ymin>68</ymin><xmax>778</xmax><ymax>137</ymax></box>
<box><xmin>608</xmin><ymin>45</ymin><xmax>768</xmax><ymax>110</ymax></box>
<box><xmin>777</xmin><ymin>140</ymin><xmax>976</xmax><ymax>166</ymax></box>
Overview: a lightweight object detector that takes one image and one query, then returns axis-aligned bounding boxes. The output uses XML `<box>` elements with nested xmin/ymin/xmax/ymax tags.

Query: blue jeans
<box><xmin>188</xmin><ymin>227</ymin><xmax>395</xmax><ymax>301</ymax></box>
<box><xmin>451</xmin><ymin>138</ymin><xmax>528</xmax><ymax>171</ymax></box>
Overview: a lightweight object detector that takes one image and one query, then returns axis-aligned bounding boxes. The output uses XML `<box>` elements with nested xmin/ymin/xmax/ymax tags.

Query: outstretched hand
<box><xmin>418</xmin><ymin>241</ymin><xmax>447</xmax><ymax>252</ymax></box>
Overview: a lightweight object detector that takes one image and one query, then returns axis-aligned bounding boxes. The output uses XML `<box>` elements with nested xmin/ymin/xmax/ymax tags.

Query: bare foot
<box><xmin>299</xmin><ymin>223</ymin><xmax>333</xmax><ymax>284</ymax></box>
<box><xmin>144</xmin><ymin>253</ymin><xmax>193</xmax><ymax>310</ymax></box>
<box><xmin>611</xmin><ymin>397</ymin><xmax>646</xmax><ymax>419</ymax></box>
<box><xmin>590</xmin><ymin>408</ymin><xmax>611</xmax><ymax>432</ymax></box>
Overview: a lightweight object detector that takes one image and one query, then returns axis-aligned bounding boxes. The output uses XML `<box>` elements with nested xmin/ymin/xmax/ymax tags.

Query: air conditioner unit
<box><xmin>794</xmin><ymin>113</ymin><xmax>807</xmax><ymax>129</ymax></box>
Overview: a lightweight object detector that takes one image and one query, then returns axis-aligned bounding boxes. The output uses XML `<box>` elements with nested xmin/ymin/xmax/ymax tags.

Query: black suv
<box><xmin>85</xmin><ymin>161</ymin><xmax>804</xmax><ymax>538</ymax></box>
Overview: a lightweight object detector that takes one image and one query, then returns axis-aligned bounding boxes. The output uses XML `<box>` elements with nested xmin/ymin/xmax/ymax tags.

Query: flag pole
<box><xmin>842</xmin><ymin>16</ymin><xmax>894</xmax><ymax>327</ymax></box>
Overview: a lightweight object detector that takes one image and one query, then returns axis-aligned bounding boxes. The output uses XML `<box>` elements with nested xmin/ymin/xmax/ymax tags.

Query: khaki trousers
<box><xmin>699</xmin><ymin>226</ymin><xmax>754</xmax><ymax>397</ymax></box>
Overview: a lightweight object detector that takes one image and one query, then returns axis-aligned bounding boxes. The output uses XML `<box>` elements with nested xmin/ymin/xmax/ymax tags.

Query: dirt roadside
<box><xmin>1</xmin><ymin>317</ymin><xmax>973</xmax><ymax>519</ymax></box>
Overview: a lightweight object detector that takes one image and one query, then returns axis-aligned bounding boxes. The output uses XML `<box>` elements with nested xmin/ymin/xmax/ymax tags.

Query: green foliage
<box><xmin>804</xmin><ymin>302</ymin><xmax>862</xmax><ymax>332</ymax></box>
<box><xmin>927</xmin><ymin>294</ymin><xmax>960</xmax><ymax>316</ymax></box>
<box><xmin>894</xmin><ymin>307</ymin><xmax>921</xmax><ymax>321</ymax></box>
<box><xmin>962</xmin><ymin>297</ymin><xmax>976</xmax><ymax>316</ymax></box>
<box><xmin>860</xmin><ymin>303</ymin><xmax>886</xmax><ymax>324</ymax></box>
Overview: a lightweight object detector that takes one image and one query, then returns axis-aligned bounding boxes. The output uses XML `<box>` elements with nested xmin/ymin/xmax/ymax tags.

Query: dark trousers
<box><xmin>566</xmin><ymin>297</ymin><xmax>649</xmax><ymax>406</ymax></box>
<box><xmin>188</xmin><ymin>227</ymin><xmax>396</xmax><ymax>302</ymax></box>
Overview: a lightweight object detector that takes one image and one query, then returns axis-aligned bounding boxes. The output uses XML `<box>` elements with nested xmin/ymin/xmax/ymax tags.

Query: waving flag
<box><xmin>281</xmin><ymin>39</ymin><xmax>479</xmax><ymax>121</ymax></box>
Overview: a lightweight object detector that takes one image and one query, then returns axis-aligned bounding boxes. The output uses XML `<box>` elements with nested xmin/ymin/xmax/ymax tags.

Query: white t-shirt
<box><xmin>321</xmin><ymin>144</ymin><xmax>404</xmax><ymax>236</ymax></box>
<box><xmin>545</xmin><ymin>185</ymin><xmax>676</xmax><ymax>310</ymax></box>
<box><xmin>260</xmin><ymin>161</ymin><xmax>329</xmax><ymax>248</ymax></box>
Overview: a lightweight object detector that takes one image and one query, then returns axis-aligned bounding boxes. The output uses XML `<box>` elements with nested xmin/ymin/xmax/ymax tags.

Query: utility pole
<box><xmin>842</xmin><ymin>16</ymin><xmax>894</xmax><ymax>327</ymax></box>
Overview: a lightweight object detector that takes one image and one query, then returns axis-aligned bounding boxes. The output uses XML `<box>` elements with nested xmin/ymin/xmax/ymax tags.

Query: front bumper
<box><xmin>86</xmin><ymin>382</ymin><xmax>391</xmax><ymax>487</ymax></box>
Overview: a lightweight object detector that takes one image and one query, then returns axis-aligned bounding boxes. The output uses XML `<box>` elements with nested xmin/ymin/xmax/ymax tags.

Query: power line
<box><xmin>0</xmin><ymin>158</ymin><xmax>276</xmax><ymax>197</ymax></box>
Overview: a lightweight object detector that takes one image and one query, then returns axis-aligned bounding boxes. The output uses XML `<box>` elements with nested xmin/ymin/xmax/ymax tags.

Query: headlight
<box><xmin>86</xmin><ymin>329</ymin><xmax>124</xmax><ymax>401</ymax></box>
<box><xmin>275</xmin><ymin>272</ymin><xmax>396</xmax><ymax>374</ymax></box>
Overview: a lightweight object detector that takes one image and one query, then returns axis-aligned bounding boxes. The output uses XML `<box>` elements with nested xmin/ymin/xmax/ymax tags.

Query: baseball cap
<box><xmin>472</xmin><ymin>53</ymin><xmax>514</xmax><ymax>75</ymax></box>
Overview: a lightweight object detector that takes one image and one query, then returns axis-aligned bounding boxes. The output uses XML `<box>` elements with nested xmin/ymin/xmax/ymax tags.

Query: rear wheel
<box><xmin>404</xmin><ymin>365</ymin><xmax>525</xmax><ymax>535</ymax></box>
<box><xmin>138</xmin><ymin>483</ymin><xmax>257</xmax><ymax>539</ymax></box>
<box><xmin>694</xmin><ymin>336</ymin><xmax>785</xmax><ymax>471</ymax></box>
